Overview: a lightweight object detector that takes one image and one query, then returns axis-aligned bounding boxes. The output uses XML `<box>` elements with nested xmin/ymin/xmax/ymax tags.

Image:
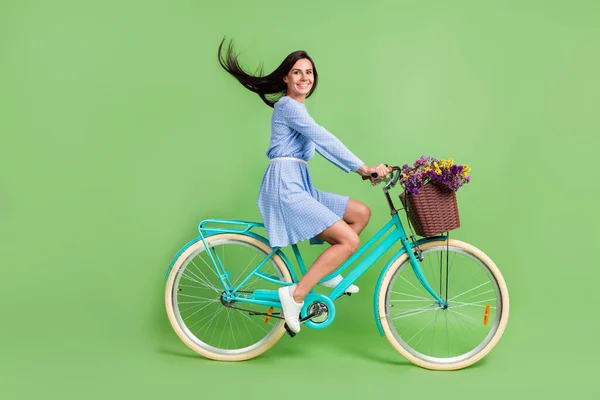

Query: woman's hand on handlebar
<box><xmin>358</xmin><ymin>164</ymin><xmax>393</xmax><ymax>185</ymax></box>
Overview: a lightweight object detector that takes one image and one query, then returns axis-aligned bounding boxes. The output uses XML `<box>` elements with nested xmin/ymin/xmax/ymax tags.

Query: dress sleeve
<box><xmin>282</xmin><ymin>99</ymin><xmax>364</xmax><ymax>173</ymax></box>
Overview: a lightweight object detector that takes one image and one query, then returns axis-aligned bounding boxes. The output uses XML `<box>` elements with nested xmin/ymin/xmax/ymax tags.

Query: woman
<box><xmin>218</xmin><ymin>39</ymin><xmax>391</xmax><ymax>333</ymax></box>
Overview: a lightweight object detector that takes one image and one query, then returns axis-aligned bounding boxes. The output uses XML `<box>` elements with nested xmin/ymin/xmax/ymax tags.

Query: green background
<box><xmin>1</xmin><ymin>0</ymin><xmax>598</xmax><ymax>398</ymax></box>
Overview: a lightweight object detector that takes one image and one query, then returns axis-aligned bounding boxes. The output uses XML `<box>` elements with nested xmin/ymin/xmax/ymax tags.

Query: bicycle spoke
<box><xmin>179</xmin><ymin>301</ymin><xmax>217</xmax><ymax>313</ymax></box>
<box><xmin>390</xmin><ymin>299</ymin><xmax>435</xmax><ymax>303</ymax></box>
<box><xmin>190</xmin><ymin>306</ymin><xmax>223</xmax><ymax>333</ymax></box>
<box><xmin>181</xmin><ymin>269</ymin><xmax>218</xmax><ymax>291</ymax></box>
<box><xmin>183</xmin><ymin>300</ymin><xmax>219</xmax><ymax>323</ymax></box>
<box><xmin>459</xmin><ymin>289</ymin><xmax>495</xmax><ymax>302</ymax></box>
<box><xmin>233</xmin><ymin>253</ymin><xmax>259</xmax><ymax>286</ymax></box>
<box><xmin>429</xmin><ymin>309</ymin><xmax>440</xmax><ymax>355</ymax></box>
<box><xmin>447</xmin><ymin>308</ymin><xmax>479</xmax><ymax>324</ymax></box>
<box><xmin>390</xmin><ymin>291</ymin><xmax>432</xmax><ymax>301</ymax></box>
<box><xmin>451</xmin><ymin>299</ymin><xmax>497</xmax><ymax>309</ymax></box>
<box><xmin>240</xmin><ymin>311</ymin><xmax>254</xmax><ymax>343</ymax></box>
<box><xmin>446</xmin><ymin>252</ymin><xmax>458</xmax><ymax>297</ymax></box>
<box><xmin>448</xmin><ymin>281</ymin><xmax>491</xmax><ymax>302</ymax></box>
<box><xmin>391</xmin><ymin>306</ymin><xmax>438</xmax><ymax>320</ymax></box>
<box><xmin>187</xmin><ymin>261</ymin><xmax>221</xmax><ymax>292</ymax></box>
<box><xmin>178</xmin><ymin>293</ymin><xmax>220</xmax><ymax>302</ymax></box>
<box><xmin>399</xmin><ymin>276</ymin><xmax>430</xmax><ymax>298</ymax></box>
<box><xmin>196</xmin><ymin>251</ymin><xmax>220</xmax><ymax>278</ymax></box>
<box><xmin>238</xmin><ymin>311</ymin><xmax>270</xmax><ymax>334</ymax></box>
<box><xmin>178</xmin><ymin>300</ymin><xmax>217</xmax><ymax>304</ymax></box>
<box><xmin>225</xmin><ymin>312</ymin><xmax>232</xmax><ymax>349</ymax></box>
<box><xmin>448</xmin><ymin>268</ymin><xmax>486</xmax><ymax>301</ymax></box>
<box><xmin>240</xmin><ymin>274</ymin><xmax>262</xmax><ymax>291</ymax></box>
<box><xmin>209</xmin><ymin>310</ymin><xmax>224</xmax><ymax>346</ymax></box>
<box><xmin>407</xmin><ymin>312</ymin><xmax>438</xmax><ymax>346</ymax></box>
<box><xmin>446</xmin><ymin>309</ymin><xmax>480</xmax><ymax>343</ymax></box>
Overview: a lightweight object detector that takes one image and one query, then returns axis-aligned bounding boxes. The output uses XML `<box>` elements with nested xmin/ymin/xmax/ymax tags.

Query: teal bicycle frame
<box><xmin>165</xmin><ymin>167</ymin><xmax>453</xmax><ymax>333</ymax></box>
<box><xmin>166</xmin><ymin>212</ymin><xmax>447</xmax><ymax>334</ymax></box>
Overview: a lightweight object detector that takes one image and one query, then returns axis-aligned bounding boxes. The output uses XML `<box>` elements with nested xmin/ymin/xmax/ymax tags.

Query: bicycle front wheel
<box><xmin>165</xmin><ymin>233</ymin><xmax>292</xmax><ymax>361</ymax></box>
<box><xmin>378</xmin><ymin>239</ymin><xmax>509</xmax><ymax>370</ymax></box>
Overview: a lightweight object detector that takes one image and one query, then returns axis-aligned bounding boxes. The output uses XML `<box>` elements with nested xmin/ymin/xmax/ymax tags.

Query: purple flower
<box><xmin>414</xmin><ymin>155</ymin><xmax>428</xmax><ymax>168</ymax></box>
<box><xmin>450</xmin><ymin>164</ymin><xmax>463</xmax><ymax>175</ymax></box>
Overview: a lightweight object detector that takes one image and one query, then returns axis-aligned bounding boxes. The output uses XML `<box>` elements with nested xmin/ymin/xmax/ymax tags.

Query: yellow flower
<box><xmin>433</xmin><ymin>161</ymin><xmax>439</xmax><ymax>169</ymax></box>
<box><xmin>402</xmin><ymin>174</ymin><xmax>408</xmax><ymax>179</ymax></box>
<box><xmin>423</xmin><ymin>166</ymin><xmax>431</xmax><ymax>172</ymax></box>
<box><xmin>462</xmin><ymin>164</ymin><xmax>471</xmax><ymax>177</ymax></box>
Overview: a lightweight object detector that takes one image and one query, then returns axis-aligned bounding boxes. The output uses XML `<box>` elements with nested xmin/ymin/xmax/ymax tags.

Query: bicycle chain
<box><xmin>217</xmin><ymin>291</ymin><xmax>348</xmax><ymax>322</ymax></box>
<box><xmin>218</xmin><ymin>291</ymin><xmax>285</xmax><ymax>320</ymax></box>
<box><xmin>221</xmin><ymin>300</ymin><xmax>286</xmax><ymax>320</ymax></box>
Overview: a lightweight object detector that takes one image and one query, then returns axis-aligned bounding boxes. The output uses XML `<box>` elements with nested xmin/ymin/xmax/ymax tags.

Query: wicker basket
<box><xmin>399</xmin><ymin>181</ymin><xmax>460</xmax><ymax>237</ymax></box>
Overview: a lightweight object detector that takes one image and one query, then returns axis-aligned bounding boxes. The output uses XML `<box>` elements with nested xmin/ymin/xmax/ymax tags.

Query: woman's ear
<box><xmin>283</xmin><ymin>75</ymin><xmax>288</xmax><ymax>83</ymax></box>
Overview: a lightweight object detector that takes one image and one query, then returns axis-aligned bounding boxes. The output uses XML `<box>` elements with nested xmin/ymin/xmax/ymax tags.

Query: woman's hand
<box><xmin>358</xmin><ymin>164</ymin><xmax>393</xmax><ymax>184</ymax></box>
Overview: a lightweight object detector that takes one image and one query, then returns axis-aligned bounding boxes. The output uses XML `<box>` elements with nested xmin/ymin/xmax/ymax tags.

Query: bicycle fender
<box><xmin>373</xmin><ymin>247</ymin><xmax>408</xmax><ymax>336</ymax></box>
<box><xmin>373</xmin><ymin>236</ymin><xmax>446</xmax><ymax>336</ymax></box>
<box><xmin>163</xmin><ymin>232</ymin><xmax>296</xmax><ymax>282</ymax></box>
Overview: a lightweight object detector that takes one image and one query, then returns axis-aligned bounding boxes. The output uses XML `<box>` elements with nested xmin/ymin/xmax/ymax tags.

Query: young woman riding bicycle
<box><xmin>218</xmin><ymin>39</ymin><xmax>393</xmax><ymax>333</ymax></box>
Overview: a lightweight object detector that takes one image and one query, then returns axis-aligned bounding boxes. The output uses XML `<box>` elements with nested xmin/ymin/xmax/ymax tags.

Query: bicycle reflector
<box><xmin>483</xmin><ymin>304</ymin><xmax>491</xmax><ymax>326</ymax></box>
<box><xmin>264</xmin><ymin>306</ymin><xmax>274</xmax><ymax>324</ymax></box>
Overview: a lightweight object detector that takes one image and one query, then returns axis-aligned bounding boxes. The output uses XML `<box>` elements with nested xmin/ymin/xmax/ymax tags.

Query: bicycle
<box><xmin>164</xmin><ymin>166</ymin><xmax>509</xmax><ymax>370</ymax></box>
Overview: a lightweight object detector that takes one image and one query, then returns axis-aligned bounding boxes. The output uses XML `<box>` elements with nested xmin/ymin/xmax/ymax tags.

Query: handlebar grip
<box><xmin>361</xmin><ymin>164</ymin><xmax>390</xmax><ymax>180</ymax></box>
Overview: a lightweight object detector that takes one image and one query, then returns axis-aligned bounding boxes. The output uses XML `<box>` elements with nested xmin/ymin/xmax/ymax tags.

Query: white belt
<box><xmin>269</xmin><ymin>157</ymin><xmax>307</xmax><ymax>164</ymax></box>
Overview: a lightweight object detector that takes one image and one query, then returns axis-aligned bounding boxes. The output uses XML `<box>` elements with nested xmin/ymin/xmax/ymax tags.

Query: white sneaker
<box><xmin>319</xmin><ymin>274</ymin><xmax>359</xmax><ymax>293</ymax></box>
<box><xmin>278</xmin><ymin>284</ymin><xmax>303</xmax><ymax>333</ymax></box>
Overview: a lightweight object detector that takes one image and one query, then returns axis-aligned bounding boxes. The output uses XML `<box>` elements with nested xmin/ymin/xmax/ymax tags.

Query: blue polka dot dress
<box><xmin>257</xmin><ymin>96</ymin><xmax>364</xmax><ymax>248</ymax></box>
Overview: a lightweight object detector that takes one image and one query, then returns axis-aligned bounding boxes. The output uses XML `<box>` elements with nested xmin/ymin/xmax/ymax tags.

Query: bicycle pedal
<box><xmin>284</xmin><ymin>323</ymin><xmax>297</xmax><ymax>338</ymax></box>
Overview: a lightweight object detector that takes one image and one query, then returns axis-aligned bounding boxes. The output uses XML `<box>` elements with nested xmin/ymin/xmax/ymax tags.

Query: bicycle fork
<box><xmin>402</xmin><ymin>237</ymin><xmax>447</xmax><ymax>308</ymax></box>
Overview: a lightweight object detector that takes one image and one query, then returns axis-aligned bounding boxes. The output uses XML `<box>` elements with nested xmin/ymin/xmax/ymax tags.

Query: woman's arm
<box><xmin>282</xmin><ymin>100</ymin><xmax>364</xmax><ymax>173</ymax></box>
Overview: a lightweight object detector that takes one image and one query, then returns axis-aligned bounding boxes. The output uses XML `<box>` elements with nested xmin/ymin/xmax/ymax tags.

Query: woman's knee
<box><xmin>347</xmin><ymin>199</ymin><xmax>371</xmax><ymax>225</ymax></box>
<box><xmin>319</xmin><ymin>220</ymin><xmax>360</xmax><ymax>252</ymax></box>
<box><xmin>342</xmin><ymin>232</ymin><xmax>360</xmax><ymax>253</ymax></box>
<box><xmin>361</xmin><ymin>204</ymin><xmax>372</xmax><ymax>224</ymax></box>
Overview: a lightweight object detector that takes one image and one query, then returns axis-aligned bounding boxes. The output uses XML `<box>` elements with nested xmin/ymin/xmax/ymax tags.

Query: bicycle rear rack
<box><xmin>197</xmin><ymin>218</ymin><xmax>264</xmax><ymax>236</ymax></box>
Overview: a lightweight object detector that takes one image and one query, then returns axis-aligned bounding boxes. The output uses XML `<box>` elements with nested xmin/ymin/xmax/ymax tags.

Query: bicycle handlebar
<box><xmin>361</xmin><ymin>165</ymin><xmax>402</xmax><ymax>187</ymax></box>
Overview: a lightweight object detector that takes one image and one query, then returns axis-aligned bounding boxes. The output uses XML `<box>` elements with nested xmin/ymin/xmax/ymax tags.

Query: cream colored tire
<box><xmin>377</xmin><ymin>239</ymin><xmax>509</xmax><ymax>370</ymax></box>
<box><xmin>165</xmin><ymin>233</ymin><xmax>292</xmax><ymax>361</ymax></box>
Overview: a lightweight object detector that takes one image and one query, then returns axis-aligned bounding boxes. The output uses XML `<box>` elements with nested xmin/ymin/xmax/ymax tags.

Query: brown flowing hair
<box><xmin>217</xmin><ymin>37</ymin><xmax>319</xmax><ymax>108</ymax></box>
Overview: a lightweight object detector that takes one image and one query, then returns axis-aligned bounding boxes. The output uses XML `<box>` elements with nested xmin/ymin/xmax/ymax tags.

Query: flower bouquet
<box><xmin>399</xmin><ymin>156</ymin><xmax>472</xmax><ymax>237</ymax></box>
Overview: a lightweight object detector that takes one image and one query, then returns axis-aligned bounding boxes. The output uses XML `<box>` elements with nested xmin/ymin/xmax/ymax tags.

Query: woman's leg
<box><xmin>293</xmin><ymin>219</ymin><xmax>359</xmax><ymax>302</ymax></box>
<box><xmin>342</xmin><ymin>198</ymin><xmax>371</xmax><ymax>236</ymax></box>
<box><xmin>292</xmin><ymin>198</ymin><xmax>371</xmax><ymax>302</ymax></box>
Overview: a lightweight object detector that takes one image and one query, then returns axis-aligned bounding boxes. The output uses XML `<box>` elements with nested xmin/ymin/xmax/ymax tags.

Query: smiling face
<box><xmin>283</xmin><ymin>58</ymin><xmax>314</xmax><ymax>103</ymax></box>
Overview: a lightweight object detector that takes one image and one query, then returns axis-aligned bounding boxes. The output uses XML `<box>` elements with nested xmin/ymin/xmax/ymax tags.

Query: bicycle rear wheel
<box><xmin>378</xmin><ymin>239</ymin><xmax>509</xmax><ymax>370</ymax></box>
<box><xmin>165</xmin><ymin>233</ymin><xmax>292</xmax><ymax>361</ymax></box>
